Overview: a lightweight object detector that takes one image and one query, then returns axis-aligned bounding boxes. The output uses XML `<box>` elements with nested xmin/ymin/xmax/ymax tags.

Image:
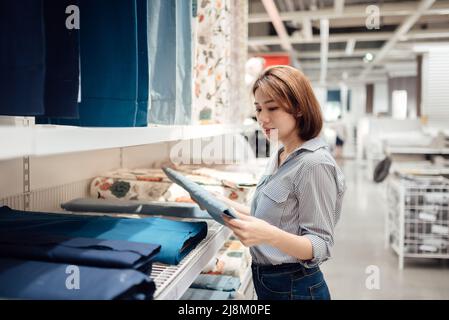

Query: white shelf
<box><xmin>0</xmin><ymin>124</ymin><xmax>258</xmax><ymax>160</ymax></box>
<box><xmin>151</xmin><ymin>220</ymin><xmax>231</xmax><ymax>300</ymax></box>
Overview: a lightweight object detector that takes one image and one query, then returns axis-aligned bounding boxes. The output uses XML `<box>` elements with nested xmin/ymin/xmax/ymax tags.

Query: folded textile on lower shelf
<box><xmin>202</xmin><ymin>239</ymin><xmax>251</xmax><ymax>278</ymax></box>
<box><xmin>0</xmin><ymin>257</ymin><xmax>156</xmax><ymax>300</ymax></box>
<box><xmin>0</xmin><ymin>232</ymin><xmax>160</xmax><ymax>272</ymax></box>
<box><xmin>180</xmin><ymin>288</ymin><xmax>234</xmax><ymax>300</ymax></box>
<box><xmin>190</xmin><ymin>274</ymin><xmax>241</xmax><ymax>292</ymax></box>
<box><xmin>0</xmin><ymin>206</ymin><xmax>207</xmax><ymax>265</ymax></box>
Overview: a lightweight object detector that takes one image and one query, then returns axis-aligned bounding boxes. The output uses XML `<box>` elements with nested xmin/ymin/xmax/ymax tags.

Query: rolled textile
<box><xmin>162</xmin><ymin>167</ymin><xmax>237</xmax><ymax>225</ymax></box>
<box><xmin>61</xmin><ymin>197</ymin><xmax>211</xmax><ymax>219</ymax></box>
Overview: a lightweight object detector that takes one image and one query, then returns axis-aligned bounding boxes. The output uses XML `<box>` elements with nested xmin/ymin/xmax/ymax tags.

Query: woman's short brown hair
<box><xmin>252</xmin><ymin>65</ymin><xmax>323</xmax><ymax>141</ymax></box>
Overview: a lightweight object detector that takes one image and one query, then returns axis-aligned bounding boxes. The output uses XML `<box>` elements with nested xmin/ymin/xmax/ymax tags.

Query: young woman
<box><xmin>219</xmin><ymin>65</ymin><xmax>346</xmax><ymax>300</ymax></box>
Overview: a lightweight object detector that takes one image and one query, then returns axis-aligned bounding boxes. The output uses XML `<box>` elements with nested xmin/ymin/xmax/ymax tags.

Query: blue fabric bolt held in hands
<box><xmin>162</xmin><ymin>167</ymin><xmax>238</xmax><ymax>225</ymax></box>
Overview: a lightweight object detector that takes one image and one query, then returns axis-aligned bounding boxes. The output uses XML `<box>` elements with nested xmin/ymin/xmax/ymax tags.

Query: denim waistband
<box><xmin>251</xmin><ymin>262</ymin><xmax>319</xmax><ymax>276</ymax></box>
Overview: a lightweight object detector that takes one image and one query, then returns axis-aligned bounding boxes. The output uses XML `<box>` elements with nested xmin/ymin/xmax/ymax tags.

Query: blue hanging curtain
<box><xmin>39</xmin><ymin>0</ymin><xmax>148</xmax><ymax>127</ymax></box>
<box><xmin>0</xmin><ymin>0</ymin><xmax>45</xmax><ymax>116</ymax></box>
<box><xmin>175</xmin><ymin>0</ymin><xmax>193</xmax><ymax>124</ymax></box>
<box><xmin>147</xmin><ymin>0</ymin><xmax>192</xmax><ymax>125</ymax></box>
<box><xmin>41</xmin><ymin>0</ymin><xmax>80</xmax><ymax>119</ymax></box>
<box><xmin>1</xmin><ymin>1</ymin><xmax>81</xmax><ymax>119</ymax></box>
<box><xmin>72</xmin><ymin>0</ymin><xmax>140</xmax><ymax>127</ymax></box>
<box><xmin>136</xmin><ymin>0</ymin><xmax>150</xmax><ymax>126</ymax></box>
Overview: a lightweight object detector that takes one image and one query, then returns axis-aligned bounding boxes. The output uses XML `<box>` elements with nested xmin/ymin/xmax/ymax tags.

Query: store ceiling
<box><xmin>248</xmin><ymin>0</ymin><xmax>449</xmax><ymax>85</ymax></box>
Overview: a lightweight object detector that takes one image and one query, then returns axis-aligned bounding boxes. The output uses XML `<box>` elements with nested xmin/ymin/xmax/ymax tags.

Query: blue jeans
<box><xmin>251</xmin><ymin>263</ymin><xmax>331</xmax><ymax>300</ymax></box>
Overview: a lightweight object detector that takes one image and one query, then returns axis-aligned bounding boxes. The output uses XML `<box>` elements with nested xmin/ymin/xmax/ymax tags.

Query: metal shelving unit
<box><xmin>0</xmin><ymin>118</ymin><xmax>257</xmax><ymax>300</ymax></box>
<box><xmin>386</xmin><ymin>175</ymin><xmax>449</xmax><ymax>269</ymax></box>
<box><xmin>152</xmin><ymin>220</ymin><xmax>231</xmax><ymax>300</ymax></box>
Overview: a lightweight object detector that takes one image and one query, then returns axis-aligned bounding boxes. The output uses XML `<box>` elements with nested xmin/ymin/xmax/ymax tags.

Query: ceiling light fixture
<box><xmin>363</xmin><ymin>52</ymin><xmax>374</xmax><ymax>63</ymax></box>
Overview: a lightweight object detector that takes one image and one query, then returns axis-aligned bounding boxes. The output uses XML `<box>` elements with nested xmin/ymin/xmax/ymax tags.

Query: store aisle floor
<box><xmin>321</xmin><ymin>160</ymin><xmax>449</xmax><ymax>299</ymax></box>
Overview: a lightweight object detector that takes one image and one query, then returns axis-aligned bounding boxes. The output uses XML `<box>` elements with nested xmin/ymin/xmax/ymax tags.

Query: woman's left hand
<box><xmin>222</xmin><ymin>211</ymin><xmax>275</xmax><ymax>247</ymax></box>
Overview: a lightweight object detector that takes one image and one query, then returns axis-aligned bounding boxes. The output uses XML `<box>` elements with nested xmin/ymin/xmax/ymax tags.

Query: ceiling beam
<box><xmin>249</xmin><ymin>0</ymin><xmax>449</xmax><ymax>23</ymax></box>
<box><xmin>260</xmin><ymin>0</ymin><xmax>293</xmax><ymax>52</ymax></box>
<box><xmin>300</xmin><ymin>59</ymin><xmax>416</xmax><ymax>70</ymax></box>
<box><xmin>249</xmin><ymin>49</ymin><xmax>417</xmax><ymax>59</ymax></box>
<box><xmin>334</xmin><ymin>0</ymin><xmax>345</xmax><ymax>15</ymax></box>
<box><xmin>318</xmin><ymin>14</ymin><xmax>449</xmax><ymax>28</ymax></box>
<box><xmin>345</xmin><ymin>39</ymin><xmax>356</xmax><ymax>56</ymax></box>
<box><xmin>320</xmin><ymin>19</ymin><xmax>329</xmax><ymax>84</ymax></box>
<box><xmin>360</xmin><ymin>0</ymin><xmax>436</xmax><ymax>78</ymax></box>
<box><xmin>248</xmin><ymin>28</ymin><xmax>449</xmax><ymax>45</ymax></box>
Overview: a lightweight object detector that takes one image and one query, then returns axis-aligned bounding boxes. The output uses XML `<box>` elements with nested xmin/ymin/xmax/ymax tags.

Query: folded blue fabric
<box><xmin>181</xmin><ymin>288</ymin><xmax>233</xmax><ymax>300</ymax></box>
<box><xmin>162</xmin><ymin>168</ymin><xmax>237</xmax><ymax>225</ymax></box>
<box><xmin>61</xmin><ymin>197</ymin><xmax>211</xmax><ymax>219</ymax></box>
<box><xmin>0</xmin><ymin>257</ymin><xmax>155</xmax><ymax>300</ymax></box>
<box><xmin>190</xmin><ymin>274</ymin><xmax>241</xmax><ymax>292</ymax></box>
<box><xmin>0</xmin><ymin>232</ymin><xmax>160</xmax><ymax>272</ymax></box>
<box><xmin>0</xmin><ymin>206</ymin><xmax>207</xmax><ymax>265</ymax></box>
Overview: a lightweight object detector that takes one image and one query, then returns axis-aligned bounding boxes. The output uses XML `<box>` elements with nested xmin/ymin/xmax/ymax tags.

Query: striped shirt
<box><xmin>250</xmin><ymin>136</ymin><xmax>346</xmax><ymax>267</ymax></box>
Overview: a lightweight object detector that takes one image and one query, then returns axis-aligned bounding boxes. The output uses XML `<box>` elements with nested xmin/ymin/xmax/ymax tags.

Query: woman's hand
<box><xmin>222</xmin><ymin>211</ymin><xmax>275</xmax><ymax>247</ymax></box>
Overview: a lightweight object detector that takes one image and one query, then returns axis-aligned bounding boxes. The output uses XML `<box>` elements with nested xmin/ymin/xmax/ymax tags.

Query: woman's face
<box><xmin>254</xmin><ymin>88</ymin><xmax>298</xmax><ymax>142</ymax></box>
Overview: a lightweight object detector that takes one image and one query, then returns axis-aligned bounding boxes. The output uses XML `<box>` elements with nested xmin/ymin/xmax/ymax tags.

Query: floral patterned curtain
<box><xmin>192</xmin><ymin>0</ymin><xmax>247</xmax><ymax>125</ymax></box>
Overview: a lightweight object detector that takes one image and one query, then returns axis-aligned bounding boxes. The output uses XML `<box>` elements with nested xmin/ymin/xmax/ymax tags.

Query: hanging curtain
<box><xmin>192</xmin><ymin>0</ymin><xmax>235</xmax><ymax>124</ymax></box>
<box><xmin>69</xmin><ymin>0</ymin><xmax>140</xmax><ymax>127</ymax></box>
<box><xmin>147</xmin><ymin>0</ymin><xmax>192</xmax><ymax>125</ymax></box>
<box><xmin>38</xmin><ymin>0</ymin><xmax>149</xmax><ymax>127</ymax></box>
<box><xmin>0</xmin><ymin>1</ymin><xmax>81</xmax><ymax>119</ymax></box>
<box><xmin>0</xmin><ymin>0</ymin><xmax>46</xmax><ymax>116</ymax></box>
<box><xmin>135</xmin><ymin>0</ymin><xmax>150</xmax><ymax>126</ymax></box>
<box><xmin>229</xmin><ymin>0</ymin><xmax>249</xmax><ymax>124</ymax></box>
<box><xmin>41</xmin><ymin>0</ymin><xmax>80</xmax><ymax>119</ymax></box>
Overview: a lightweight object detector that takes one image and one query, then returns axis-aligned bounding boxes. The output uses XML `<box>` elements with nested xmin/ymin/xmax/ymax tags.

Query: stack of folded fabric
<box><xmin>181</xmin><ymin>274</ymin><xmax>241</xmax><ymax>300</ymax></box>
<box><xmin>201</xmin><ymin>238</ymin><xmax>251</xmax><ymax>280</ymax></box>
<box><xmin>0</xmin><ymin>206</ymin><xmax>208</xmax><ymax>299</ymax></box>
<box><xmin>181</xmin><ymin>237</ymin><xmax>251</xmax><ymax>300</ymax></box>
<box><xmin>0</xmin><ymin>258</ymin><xmax>156</xmax><ymax>300</ymax></box>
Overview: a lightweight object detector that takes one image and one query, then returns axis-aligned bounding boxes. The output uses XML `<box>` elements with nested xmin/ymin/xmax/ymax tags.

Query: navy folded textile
<box><xmin>61</xmin><ymin>197</ymin><xmax>211</xmax><ymax>219</ymax></box>
<box><xmin>162</xmin><ymin>168</ymin><xmax>237</xmax><ymax>225</ymax></box>
<box><xmin>0</xmin><ymin>257</ymin><xmax>155</xmax><ymax>300</ymax></box>
<box><xmin>0</xmin><ymin>232</ymin><xmax>160</xmax><ymax>272</ymax></box>
<box><xmin>0</xmin><ymin>206</ymin><xmax>207</xmax><ymax>265</ymax></box>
